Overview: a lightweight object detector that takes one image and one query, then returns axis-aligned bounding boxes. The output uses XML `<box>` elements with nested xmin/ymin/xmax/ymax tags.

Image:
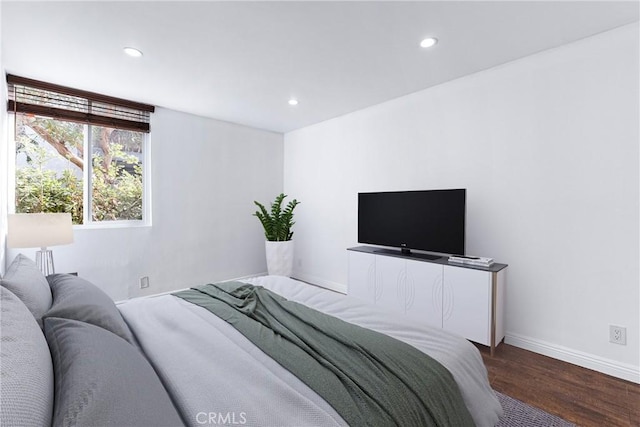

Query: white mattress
<box><xmin>118</xmin><ymin>275</ymin><xmax>502</xmax><ymax>427</ymax></box>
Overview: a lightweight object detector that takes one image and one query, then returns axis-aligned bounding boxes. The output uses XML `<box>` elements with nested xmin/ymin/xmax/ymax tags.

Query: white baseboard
<box><xmin>505</xmin><ymin>332</ymin><xmax>640</xmax><ymax>384</ymax></box>
<box><xmin>292</xmin><ymin>271</ymin><xmax>347</xmax><ymax>294</ymax></box>
<box><xmin>233</xmin><ymin>271</ymin><xmax>269</xmax><ymax>281</ymax></box>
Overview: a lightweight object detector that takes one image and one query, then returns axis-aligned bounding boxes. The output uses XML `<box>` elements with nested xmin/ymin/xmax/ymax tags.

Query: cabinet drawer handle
<box><xmin>433</xmin><ymin>275</ymin><xmax>442</xmax><ymax>314</ymax></box>
<box><xmin>366</xmin><ymin>262</ymin><xmax>376</xmax><ymax>298</ymax></box>
<box><xmin>443</xmin><ymin>282</ymin><xmax>454</xmax><ymax>321</ymax></box>
<box><xmin>396</xmin><ymin>270</ymin><xmax>415</xmax><ymax>313</ymax></box>
<box><xmin>374</xmin><ymin>270</ymin><xmax>383</xmax><ymax>303</ymax></box>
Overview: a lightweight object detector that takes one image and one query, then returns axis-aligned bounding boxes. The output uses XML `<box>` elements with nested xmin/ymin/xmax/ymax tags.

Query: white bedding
<box><xmin>118</xmin><ymin>276</ymin><xmax>502</xmax><ymax>427</ymax></box>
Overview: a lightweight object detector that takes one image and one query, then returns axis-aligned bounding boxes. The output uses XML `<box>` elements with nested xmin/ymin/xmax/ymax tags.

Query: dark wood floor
<box><xmin>476</xmin><ymin>343</ymin><xmax>640</xmax><ymax>427</ymax></box>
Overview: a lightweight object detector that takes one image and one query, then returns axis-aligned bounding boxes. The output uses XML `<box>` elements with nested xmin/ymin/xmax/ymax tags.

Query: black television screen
<box><xmin>358</xmin><ymin>189</ymin><xmax>466</xmax><ymax>256</ymax></box>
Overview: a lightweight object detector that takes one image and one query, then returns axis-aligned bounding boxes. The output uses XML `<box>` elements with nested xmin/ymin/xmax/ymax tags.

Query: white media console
<box><xmin>347</xmin><ymin>246</ymin><xmax>508</xmax><ymax>355</ymax></box>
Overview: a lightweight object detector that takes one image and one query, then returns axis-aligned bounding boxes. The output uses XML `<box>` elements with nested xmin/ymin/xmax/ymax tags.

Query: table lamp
<box><xmin>7</xmin><ymin>213</ymin><xmax>74</xmax><ymax>276</ymax></box>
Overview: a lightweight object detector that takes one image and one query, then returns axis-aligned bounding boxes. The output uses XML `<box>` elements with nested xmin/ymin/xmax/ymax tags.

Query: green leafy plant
<box><xmin>15</xmin><ymin>142</ymin><xmax>84</xmax><ymax>223</ymax></box>
<box><xmin>253</xmin><ymin>193</ymin><xmax>300</xmax><ymax>241</ymax></box>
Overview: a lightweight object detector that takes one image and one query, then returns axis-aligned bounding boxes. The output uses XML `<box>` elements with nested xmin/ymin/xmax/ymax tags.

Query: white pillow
<box><xmin>0</xmin><ymin>254</ymin><xmax>52</xmax><ymax>326</ymax></box>
<box><xmin>0</xmin><ymin>286</ymin><xmax>54</xmax><ymax>426</ymax></box>
<box><xmin>44</xmin><ymin>317</ymin><xmax>184</xmax><ymax>426</ymax></box>
<box><xmin>46</xmin><ymin>274</ymin><xmax>135</xmax><ymax>344</ymax></box>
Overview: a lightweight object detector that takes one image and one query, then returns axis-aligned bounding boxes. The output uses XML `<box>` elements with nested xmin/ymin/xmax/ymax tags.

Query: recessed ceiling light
<box><xmin>420</xmin><ymin>37</ymin><xmax>438</xmax><ymax>49</ymax></box>
<box><xmin>123</xmin><ymin>47</ymin><xmax>143</xmax><ymax>58</ymax></box>
<box><xmin>288</xmin><ymin>99</ymin><xmax>299</xmax><ymax>106</ymax></box>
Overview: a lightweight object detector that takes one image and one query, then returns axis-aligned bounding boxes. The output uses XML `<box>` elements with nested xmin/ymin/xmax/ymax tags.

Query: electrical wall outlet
<box><xmin>139</xmin><ymin>276</ymin><xmax>150</xmax><ymax>289</ymax></box>
<box><xmin>609</xmin><ymin>325</ymin><xmax>627</xmax><ymax>345</ymax></box>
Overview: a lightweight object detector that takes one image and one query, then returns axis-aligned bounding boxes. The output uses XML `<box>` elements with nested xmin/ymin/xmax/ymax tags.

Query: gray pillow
<box><xmin>0</xmin><ymin>254</ymin><xmax>52</xmax><ymax>326</ymax></box>
<box><xmin>44</xmin><ymin>317</ymin><xmax>185</xmax><ymax>427</ymax></box>
<box><xmin>0</xmin><ymin>287</ymin><xmax>54</xmax><ymax>426</ymax></box>
<box><xmin>45</xmin><ymin>274</ymin><xmax>135</xmax><ymax>344</ymax></box>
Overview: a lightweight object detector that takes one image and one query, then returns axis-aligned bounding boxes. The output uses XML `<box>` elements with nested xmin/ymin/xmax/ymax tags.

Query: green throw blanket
<box><xmin>174</xmin><ymin>282</ymin><xmax>474</xmax><ymax>427</ymax></box>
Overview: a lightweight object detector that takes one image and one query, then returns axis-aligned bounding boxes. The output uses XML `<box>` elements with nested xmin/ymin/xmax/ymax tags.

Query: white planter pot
<box><xmin>265</xmin><ymin>240</ymin><xmax>294</xmax><ymax>277</ymax></box>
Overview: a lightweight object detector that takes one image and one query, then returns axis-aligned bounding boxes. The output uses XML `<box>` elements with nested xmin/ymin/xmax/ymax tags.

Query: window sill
<box><xmin>73</xmin><ymin>221</ymin><xmax>151</xmax><ymax>230</ymax></box>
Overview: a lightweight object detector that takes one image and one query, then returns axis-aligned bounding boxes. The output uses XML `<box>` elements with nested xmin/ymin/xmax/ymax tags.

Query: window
<box><xmin>7</xmin><ymin>75</ymin><xmax>154</xmax><ymax>225</ymax></box>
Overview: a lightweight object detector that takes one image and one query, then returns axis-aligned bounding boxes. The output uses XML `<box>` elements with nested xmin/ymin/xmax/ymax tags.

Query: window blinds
<box><xmin>6</xmin><ymin>74</ymin><xmax>155</xmax><ymax>133</ymax></box>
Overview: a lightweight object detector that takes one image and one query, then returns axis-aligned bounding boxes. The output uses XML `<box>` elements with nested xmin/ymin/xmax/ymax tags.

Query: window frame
<box><xmin>80</xmin><ymin>124</ymin><xmax>152</xmax><ymax>229</ymax></box>
<box><xmin>7</xmin><ymin>75</ymin><xmax>153</xmax><ymax>228</ymax></box>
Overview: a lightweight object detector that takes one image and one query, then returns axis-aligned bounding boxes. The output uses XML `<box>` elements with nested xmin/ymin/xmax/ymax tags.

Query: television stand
<box><xmin>348</xmin><ymin>246</ymin><xmax>508</xmax><ymax>355</ymax></box>
<box><xmin>372</xmin><ymin>248</ymin><xmax>443</xmax><ymax>261</ymax></box>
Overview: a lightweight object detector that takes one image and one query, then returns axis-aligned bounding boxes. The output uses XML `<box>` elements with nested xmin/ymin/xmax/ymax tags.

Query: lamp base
<box><xmin>36</xmin><ymin>248</ymin><xmax>55</xmax><ymax>276</ymax></box>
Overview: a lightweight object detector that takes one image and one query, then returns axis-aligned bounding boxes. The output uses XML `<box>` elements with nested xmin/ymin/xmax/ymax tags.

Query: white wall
<box><xmin>8</xmin><ymin>107</ymin><xmax>283</xmax><ymax>300</ymax></box>
<box><xmin>284</xmin><ymin>24</ymin><xmax>639</xmax><ymax>381</ymax></box>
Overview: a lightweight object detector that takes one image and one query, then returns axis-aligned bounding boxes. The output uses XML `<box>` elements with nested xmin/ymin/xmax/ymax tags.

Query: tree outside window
<box><xmin>15</xmin><ymin>114</ymin><xmax>145</xmax><ymax>225</ymax></box>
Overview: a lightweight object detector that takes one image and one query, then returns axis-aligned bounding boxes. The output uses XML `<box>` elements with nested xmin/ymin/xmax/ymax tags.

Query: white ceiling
<box><xmin>2</xmin><ymin>1</ymin><xmax>638</xmax><ymax>133</ymax></box>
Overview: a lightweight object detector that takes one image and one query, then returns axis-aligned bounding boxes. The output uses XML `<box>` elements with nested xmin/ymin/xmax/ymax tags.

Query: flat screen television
<box><xmin>358</xmin><ymin>189</ymin><xmax>466</xmax><ymax>258</ymax></box>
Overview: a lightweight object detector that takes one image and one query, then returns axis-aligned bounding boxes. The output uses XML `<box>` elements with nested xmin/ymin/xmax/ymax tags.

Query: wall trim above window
<box><xmin>6</xmin><ymin>74</ymin><xmax>155</xmax><ymax>133</ymax></box>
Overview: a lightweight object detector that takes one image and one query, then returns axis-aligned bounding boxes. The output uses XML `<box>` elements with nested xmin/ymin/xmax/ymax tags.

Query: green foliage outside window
<box><xmin>14</xmin><ymin>115</ymin><xmax>144</xmax><ymax>224</ymax></box>
<box><xmin>16</xmin><ymin>149</ymin><xmax>84</xmax><ymax>223</ymax></box>
<box><xmin>91</xmin><ymin>151</ymin><xmax>143</xmax><ymax>222</ymax></box>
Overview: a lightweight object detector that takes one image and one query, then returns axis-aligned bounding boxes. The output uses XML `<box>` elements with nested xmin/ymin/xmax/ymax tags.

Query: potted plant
<box><xmin>253</xmin><ymin>193</ymin><xmax>300</xmax><ymax>277</ymax></box>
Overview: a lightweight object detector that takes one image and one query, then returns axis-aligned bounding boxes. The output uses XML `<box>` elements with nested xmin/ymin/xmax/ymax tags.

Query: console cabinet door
<box><xmin>374</xmin><ymin>255</ymin><xmax>405</xmax><ymax>308</ymax></box>
<box><xmin>374</xmin><ymin>256</ymin><xmax>443</xmax><ymax>327</ymax></box>
<box><xmin>348</xmin><ymin>251</ymin><xmax>376</xmax><ymax>304</ymax></box>
<box><xmin>405</xmin><ymin>260</ymin><xmax>443</xmax><ymax>328</ymax></box>
<box><xmin>442</xmin><ymin>266</ymin><xmax>491</xmax><ymax>345</ymax></box>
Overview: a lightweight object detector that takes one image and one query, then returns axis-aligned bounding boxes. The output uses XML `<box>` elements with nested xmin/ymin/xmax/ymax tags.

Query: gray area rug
<box><xmin>495</xmin><ymin>391</ymin><xmax>576</xmax><ymax>427</ymax></box>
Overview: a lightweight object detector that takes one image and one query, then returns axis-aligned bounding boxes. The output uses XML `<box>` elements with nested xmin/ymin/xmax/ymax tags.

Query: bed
<box><xmin>1</xmin><ymin>254</ymin><xmax>503</xmax><ymax>427</ymax></box>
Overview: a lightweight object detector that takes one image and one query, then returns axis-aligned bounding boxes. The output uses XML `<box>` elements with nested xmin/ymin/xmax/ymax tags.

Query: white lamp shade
<box><xmin>7</xmin><ymin>213</ymin><xmax>74</xmax><ymax>249</ymax></box>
